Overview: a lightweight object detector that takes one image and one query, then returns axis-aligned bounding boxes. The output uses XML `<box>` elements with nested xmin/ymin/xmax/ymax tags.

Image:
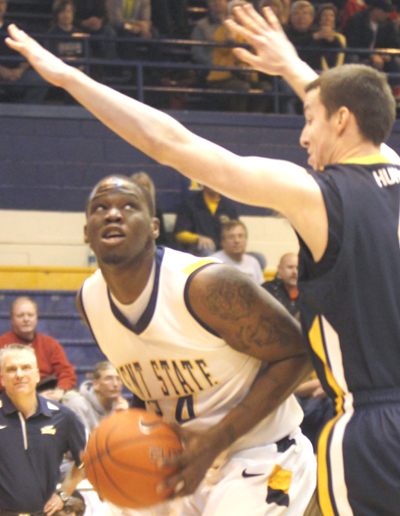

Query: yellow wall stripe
<box><xmin>0</xmin><ymin>266</ymin><xmax>95</xmax><ymax>290</ymax></box>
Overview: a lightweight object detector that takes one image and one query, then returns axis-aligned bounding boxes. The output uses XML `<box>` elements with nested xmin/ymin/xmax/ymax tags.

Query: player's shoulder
<box><xmin>161</xmin><ymin>246</ymin><xmax>219</xmax><ymax>275</ymax></box>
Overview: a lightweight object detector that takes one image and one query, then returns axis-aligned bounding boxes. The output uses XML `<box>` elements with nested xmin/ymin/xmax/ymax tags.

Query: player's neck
<box><xmin>101</xmin><ymin>249</ymin><xmax>155</xmax><ymax>305</ymax></box>
<box><xmin>337</xmin><ymin>139</ymin><xmax>381</xmax><ymax>164</ymax></box>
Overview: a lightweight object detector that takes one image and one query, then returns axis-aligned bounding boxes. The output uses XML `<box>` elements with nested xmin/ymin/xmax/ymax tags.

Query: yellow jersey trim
<box><xmin>182</xmin><ymin>259</ymin><xmax>217</xmax><ymax>276</ymax></box>
<box><xmin>341</xmin><ymin>154</ymin><xmax>390</xmax><ymax>165</ymax></box>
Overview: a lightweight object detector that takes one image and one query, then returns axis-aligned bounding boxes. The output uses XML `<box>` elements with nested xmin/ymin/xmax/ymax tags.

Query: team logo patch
<box><xmin>266</xmin><ymin>465</ymin><xmax>292</xmax><ymax>507</ymax></box>
<box><xmin>41</xmin><ymin>425</ymin><xmax>56</xmax><ymax>435</ymax></box>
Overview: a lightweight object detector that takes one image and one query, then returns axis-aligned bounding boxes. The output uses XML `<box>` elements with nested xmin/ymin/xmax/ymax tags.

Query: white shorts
<box><xmin>107</xmin><ymin>429</ymin><xmax>316</xmax><ymax>516</ymax></box>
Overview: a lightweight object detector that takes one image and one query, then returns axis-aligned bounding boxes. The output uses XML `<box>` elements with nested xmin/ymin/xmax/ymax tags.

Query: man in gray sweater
<box><xmin>66</xmin><ymin>361</ymin><xmax>129</xmax><ymax>434</ymax></box>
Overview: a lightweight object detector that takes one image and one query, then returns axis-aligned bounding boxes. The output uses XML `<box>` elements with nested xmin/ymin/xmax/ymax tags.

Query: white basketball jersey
<box><xmin>80</xmin><ymin>247</ymin><xmax>303</xmax><ymax>452</ymax></box>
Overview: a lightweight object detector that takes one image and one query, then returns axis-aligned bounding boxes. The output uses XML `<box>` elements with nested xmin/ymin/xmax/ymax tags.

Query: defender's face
<box><xmin>85</xmin><ymin>177</ymin><xmax>158</xmax><ymax>267</ymax></box>
<box><xmin>300</xmin><ymin>88</ymin><xmax>336</xmax><ymax>170</ymax></box>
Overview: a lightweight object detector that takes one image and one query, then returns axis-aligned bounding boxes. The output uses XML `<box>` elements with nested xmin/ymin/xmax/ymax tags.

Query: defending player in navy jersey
<box><xmin>78</xmin><ymin>175</ymin><xmax>316</xmax><ymax>516</ymax></box>
<box><xmin>5</xmin><ymin>10</ymin><xmax>400</xmax><ymax>515</ymax></box>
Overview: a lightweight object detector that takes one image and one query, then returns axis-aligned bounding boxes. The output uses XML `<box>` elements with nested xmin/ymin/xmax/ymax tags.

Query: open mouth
<box><xmin>101</xmin><ymin>228</ymin><xmax>125</xmax><ymax>245</ymax></box>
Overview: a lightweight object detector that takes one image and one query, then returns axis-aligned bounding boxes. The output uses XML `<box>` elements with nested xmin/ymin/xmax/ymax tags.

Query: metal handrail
<box><xmin>1</xmin><ymin>33</ymin><xmax>399</xmax><ymax>112</ymax></box>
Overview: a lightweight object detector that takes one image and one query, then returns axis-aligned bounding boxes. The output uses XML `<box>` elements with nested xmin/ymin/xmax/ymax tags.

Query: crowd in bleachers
<box><xmin>1</xmin><ymin>0</ymin><xmax>400</xmax><ymax>110</ymax></box>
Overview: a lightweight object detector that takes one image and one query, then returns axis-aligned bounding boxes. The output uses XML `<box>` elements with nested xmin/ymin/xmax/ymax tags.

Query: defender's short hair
<box><xmin>305</xmin><ymin>64</ymin><xmax>396</xmax><ymax>145</ymax></box>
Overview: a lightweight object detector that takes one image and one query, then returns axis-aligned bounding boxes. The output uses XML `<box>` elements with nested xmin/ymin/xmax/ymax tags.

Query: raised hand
<box><xmin>225</xmin><ymin>4</ymin><xmax>299</xmax><ymax>76</ymax></box>
<box><xmin>6</xmin><ymin>24</ymin><xmax>74</xmax><ymax>87</ymax></box>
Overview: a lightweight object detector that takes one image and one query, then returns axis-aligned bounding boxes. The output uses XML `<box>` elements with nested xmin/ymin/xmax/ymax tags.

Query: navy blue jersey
<box><xmin>299</xmin><ymin>156</ymin><xmax>400</xmax><ymax>399</ymax></box>
<box><xmin>298</xmin><ymin>156</ymin><xmax>400</xmax><ymax>516</ymax></box>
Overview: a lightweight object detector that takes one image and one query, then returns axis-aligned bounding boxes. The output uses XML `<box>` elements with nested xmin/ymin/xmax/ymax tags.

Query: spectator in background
<box><xmin>174</xmin><ymin>185</ymin><xmax>238</xmax><ymax>256</ymax></box>
<box><xmin>48</xmin><ymin>0</ymin><xmax>84</xmax><ymax>60</ymax></box>
<box><xmin>0</xmin><ymin>296</ymin><xmax>77</xmax><ymax>402</ymax></box>
<box><xmin>262</xmin><ymin>252</ymin><xmax>299</xmax><ymax>318</ymax></box>
<box><xmin>0</xmin><ymin>344</ymin><xmax>85</xmax><ymax>514</ymax></box>
<box><xmin>259</xmin><ymin>0</ymin><xmax>288</xmax><ymax>25</ymax></box>
<box><xmin>286</xmin><ymin>1</ymin><xmax>318</xmax><ymax>69</ymax></box>
<box><xmin>206</xmin><ymin>0</ymin><xmax>273</xmax><ymax>112</ymax></box>
<box><xmin>106</xmin><ymin>0</ymin><xmax>153</xmax><ymax>60</ymax></box>
<box><xmin>0</xmin><ymin>0</ymin><xmax>48</xmax><ymax>103</ymax></box>
<box><xmin>131</xmin><ymin>171</ymin><xmax>169</xmax><ymax>247</ymax></box>
<box><xmin>191</xmin><ymin>0</ymin><xmax>229</xmax><ymax>83</ymax></box>
<box><xmin>312</xmin><ymin>3</ymin><xmax>346</xmax><ymax>70</ymax></box>
<box><xmin>281</xmin><ymin>1</ymin><xmax>318</xmax><ymax>112</ymax></box>
<box><xmin>344</xmin><ymin>0</ymin><xmax>400</xmax><ymax>95</ymax></box>
<box><xmin>65</xmin><ymin>361</ymin><xmax>128</xmax><ymax>434</ymax></box>
<box><xmin>340</xmin><ymin>0</ymin><xmax>366</xmax><ymax>31</ymax></box>
<box><xmin>212</xmin><ymin>220</ymin><xmax>265</xmax><ymax>284</ymax></box>
<box><xmin>151</xmin><ymin>0</ymin><xmax>188</xmax><ymax>37</ymax></box>
<box><xmin>73</xmin><ymin>0</ymin><xmax>117</xmax><ymax>63</ymax></box>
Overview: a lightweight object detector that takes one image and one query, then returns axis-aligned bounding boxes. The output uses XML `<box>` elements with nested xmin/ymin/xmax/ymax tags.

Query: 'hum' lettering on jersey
<box><xmin>372</xmin><ymin>166</ymin><xmax>400</xmax><ymax>188</ymax></box>
<box><xmin>117</xmin><ymin>358</ymin><xmax>216</xmax><ymax>399</ymax></box>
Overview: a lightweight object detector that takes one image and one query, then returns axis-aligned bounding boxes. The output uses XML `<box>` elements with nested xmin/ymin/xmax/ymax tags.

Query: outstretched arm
<box><xmin>6</xmin><ymin>24</ymin><xmax>326</xmax><ymax>259</ymax></box>
<box><xmin>225</xmin><ymin>4</ymin><xmax>318</xmax><ymax>100</ymax></box>
<box><xmin>159</xmin><ymin>264</ymin><xmax>311</xmax><ymax>497</ymax></box>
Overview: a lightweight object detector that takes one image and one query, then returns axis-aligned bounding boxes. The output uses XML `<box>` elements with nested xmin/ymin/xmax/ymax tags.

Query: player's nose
<box><xmin>299</xmin><ymin>127</ymin><xmax>309</xmax><ymax>148</ymax></box>
<box><xmin>105</xmin><ymin>206</ymin><xmax>122</xmax><ymax>221</ymax></box>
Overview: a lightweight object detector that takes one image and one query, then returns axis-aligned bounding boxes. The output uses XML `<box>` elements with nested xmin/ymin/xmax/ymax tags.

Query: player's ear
<box><xmin>151</xmin><ymin>217</ymin><xmax>160</xmax><ymax>240</ymax></box>
<box><xmin>84</xmin><ymin>224</ymin><xmax>89</xmax><ymax>244</ymax></box>
<box><xmin>336</xmin><ymin>106</ymin><xmax>350</xmax><ymax>136</ymax></box>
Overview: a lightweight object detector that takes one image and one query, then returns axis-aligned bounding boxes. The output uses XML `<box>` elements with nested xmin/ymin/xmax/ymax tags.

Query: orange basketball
<box><xmin>83</xmin><ymin>408</ymin><xmax>183</xmax><ymax>508</ymax></box>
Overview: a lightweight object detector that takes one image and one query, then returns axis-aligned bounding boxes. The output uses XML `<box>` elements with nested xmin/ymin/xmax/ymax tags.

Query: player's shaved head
<box><xmin>86</xmin><ymin>175</ymin><xmax>155</xmax><ymax>217</ymax></box>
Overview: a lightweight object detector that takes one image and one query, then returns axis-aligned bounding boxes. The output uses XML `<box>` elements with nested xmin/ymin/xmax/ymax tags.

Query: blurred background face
<box><xmin>222</xmin><ymin>225</ymin><xmax>247</xmax><ymax>258</ymax></box>
<box><xmin>291</xmin><ymin>6</ymin><xmax>314</xmax><ymax>31</ymax></box>
<box><xmin>278</xmin><ymin>254</ymin><xmax>298</xmax><ymax>287</ymax></box>
<box><xmin>207</xmin><ymin>0</ymin><xmax>228</xmax><ymax>18</ymax></box>
<box><xmin>11</xmin><ymin>300</ymin><xmax>38</xmax><ymax>340</ymax></box>
<box><xmin>57</xmin><ymin>2</ymin><xmax>74</xmax><ymax>28</ymax></box>
<box><xmin>320</xmin><ymin>8</ymin><xmax>336</xmax><ymax>28</ymax></box>
<box><xmin>94</xmin><ymin>366</ymin><xmax>123</xmax><ymax>402</ymax></box>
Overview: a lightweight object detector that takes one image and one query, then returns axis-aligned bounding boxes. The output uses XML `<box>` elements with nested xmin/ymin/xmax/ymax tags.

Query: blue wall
<box><xmin>1</xmin><ymin>103</ymin><xmax>400</xmax><ymax>216</ymax></box>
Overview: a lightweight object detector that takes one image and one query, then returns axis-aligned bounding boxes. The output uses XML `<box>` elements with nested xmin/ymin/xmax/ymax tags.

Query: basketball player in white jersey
<box><xmin>9</xmin><ymin>15</ymin><xmax>400</xmax><ymax>516</ymax></box>
<box><xmin>77</xmin><ymin>174</ymin><xmax>316</xmax><ymax>516</ymax></box>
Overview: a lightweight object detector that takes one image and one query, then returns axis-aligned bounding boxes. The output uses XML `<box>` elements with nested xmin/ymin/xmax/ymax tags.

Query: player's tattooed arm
<box><xmin>188</xmin><ymin>264</ymin><xmax>306</xmax><ymax>362</ymax></box>
<box><xmin>160</xmin><ymin>265</ymin><xmax>311</xmax><ymax>498</ymax></box>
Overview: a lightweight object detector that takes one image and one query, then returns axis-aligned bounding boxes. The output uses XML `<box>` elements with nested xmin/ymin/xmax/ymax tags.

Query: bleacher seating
<box><xmin>0</xmin><ymin>289</ymin><xmax>106</xmax><ymax>387</ymax></box>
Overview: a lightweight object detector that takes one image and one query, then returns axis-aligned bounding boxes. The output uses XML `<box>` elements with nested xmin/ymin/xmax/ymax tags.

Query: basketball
<box><xmin>83</xmin><ymin>408</ymin><xmax>183</xmax><ymax>508</ymax></box>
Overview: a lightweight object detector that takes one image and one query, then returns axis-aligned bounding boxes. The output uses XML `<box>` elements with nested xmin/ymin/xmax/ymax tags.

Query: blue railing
<box><xmin>1</xmin><ymin>33</ymin><xmax>400</xmax><ymax>113</ymax></box>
